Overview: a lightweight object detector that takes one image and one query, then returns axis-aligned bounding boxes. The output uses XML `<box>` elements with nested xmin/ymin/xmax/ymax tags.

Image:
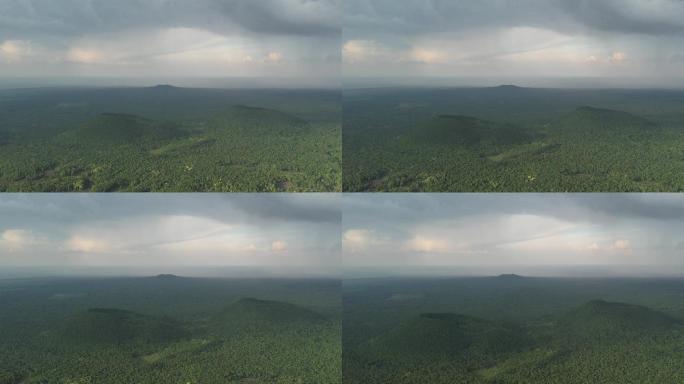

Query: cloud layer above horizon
<box><xmin>343</xmin><ymin>194</ymin><xmax>684</xmax><ymax>269</ymax></box>
<box><xmin>0</xmin><ymin>194</ymin><xmax>340</xmax><ymax>269</ymax></box>
<box><xmin>343</xmin><ymin>0</ymin><xmax>684</xmax><ymax>84</ymax></box>
<box><xmin>0</xmin><ymin>0</ymin><xmax>341</xmax><ymax>81</ymax></box>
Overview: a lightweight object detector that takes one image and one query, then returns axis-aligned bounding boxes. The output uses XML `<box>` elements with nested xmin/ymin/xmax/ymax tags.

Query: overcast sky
<box><xmin>343</xmin><ymin>0</ymin><xmax>684</xmax><ymax>86</ymax></box>
<box><xmin>343</xmin><ymin>194</ymin><xmax>684</xmax><ymax>274</ymax></box>
<box><xmin>0</xmin><ymin>0</ymin><xmax>340</xmax><ymax>84</ymax></box>
<box><xmin>0</xmin><ymin>194</ymin><xmax>340</xmax><ymax>271</ymax></box>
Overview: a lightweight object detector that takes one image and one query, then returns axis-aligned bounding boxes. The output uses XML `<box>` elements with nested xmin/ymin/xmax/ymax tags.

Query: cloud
<box><xmin>403</xmin><ymin>235</ymin><xmax>449</xmax><ymax>253</ymax></box>
<box><xmin>0</xmin><ymin>0</ymin><xmax>341</xmax><ymax>78</ymax></box>
<box><xmin>0</xmin><ymin>40</ymin><xmax>32</xmax><ymax>62</ymax></box>
<box><xmin>407</xmin><ymin>47</ymin><xmax>445</xmax><ymax>64</ymax></box>
<box><xmin>265</xmin><ymin>51</ymin><xmax>284</xmax><ymax>63</ymax></box>
<box><xmin>342</xmin><ymin>194</ymin><xmax>684</xmax><ymax>269</ymax></box>
<box><xmin>0</xmin><ymin>229</ymin><xmax>38</xmax><ymax>252</ymax></box>
<box><xmin>64</xmin><ymin>235</ymin><xmax>111</xmax><ymax>254</ymax></box>
<box><xmin>344</xmin><ymin>0</ymin><xmax>684</xmax><ymax>38</ymax></box>
<box><xmin>609</xmin><ymin>51</ymin><xmax>627</xmax><ymax>63</ymax></box>
<box><xmin>0</xmin><ymin>195</ymin><xmax>340</xmax><ymax>269</ymax></box>
<box><xmin>0</xmin><ymin>0</ymin><xmax>341</xmax><ymax>39</ymax></box>
<box><xmin>271</xmin><ymin>240</ymin><xmax>288</xmax><ymax>252</ymax></box>
<box><xmin>342</xmin><ymin>228</ymin><xmax>381</xmax><ymax>253</ymax></box>
<box><xmin>67</xmin><ymin>47</ymin><xmax>105</xmax><ymax>64</ymax></box>
<box><xmin>343</xmin><ymin>39</ymin><xmax>389</xmax><ymax>63</ymax></box>
<box><xmin>612</xmin><ymin>239</ymin><xmax>631</xmax><ymax>250</ymax></box>
<box><xmin>343</xmin><ymin>0</ymin><xmax>684</xmax><ymax>81</ymax></box>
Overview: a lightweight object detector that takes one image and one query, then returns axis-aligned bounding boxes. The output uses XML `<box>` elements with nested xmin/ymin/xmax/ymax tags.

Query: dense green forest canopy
<box><xmin>343</xmin><ymin>86</ymin><xmax>684</xmax><ymax>192</ymax></box>
<box><xmin>0</xmin><ymin>86</ymin><xmax>341</xmax><ymax>192</ymax></box>
<box><xmin>343</xmin><ymin>276</ymin><xmax>684</xmax><ymax>383</ymax></box>
<box><xmin>0</xmin><ymin>276</ymin><xmax>341</xmax><ymax>384</ymax></box>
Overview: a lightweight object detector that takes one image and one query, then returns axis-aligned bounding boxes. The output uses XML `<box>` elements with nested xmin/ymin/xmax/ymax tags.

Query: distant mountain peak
<box><xmin>494</xmin><ymin>84</ymin><xmax>524</xmax><ymax>90</ymax></box>
<box><xmin>149</xmin><ymin>84</ymin><xmax>180</xmax><ymax>90</ymax></box>
<box><xmin>154</xmin><ymin>274</ymin><xmax>181</xmax><ymax>279</ymax></box>
<box><xmin>497</xmin><ymin>273</ymin><xmax>524</xmax><ymax>279</ymax></box>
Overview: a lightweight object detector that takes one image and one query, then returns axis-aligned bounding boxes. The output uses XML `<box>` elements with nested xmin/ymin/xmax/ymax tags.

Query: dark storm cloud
<box><xmin>343</xmin><ymin>194</ymin><xmax>684</xmax><ymax>228</ymax></box>
<box><xmin>344</xmin><ymin>0</ymin><xmax>684</xmax><ymax>39</ymax></box>
<box><xmin>342</xmin><ymin>194</ymin><xmax>684</xmax><ymax>269</ymax></box>
<box><xmin>572</xmin><ymin>194</ymin><xmax>684</xmax><ymax>222</ymax></box>
<box><xmin>0</xmin><ymin>0</ymin><xmax>341</xmax><ymax>39</ymax></box>
<box><xmin>0</xmin><ymin>0</ymin><xmax>341</xmax><ymax>79</ymax></box>
<box><xmin>0</xmin><ymin>194</ymin><xmax>340</xmax><ymax>228</ymax></box>
<box><xmin>343</xmin><ymin>0</ymin><xmax>684</xmax><ymax>82</ymax></box>
<box><xmin>227</xmin><ymin>194</ymin><xmax>341</xmax><ymax>224</ymax></box>
<box><xmin>0</xmin><ymin>194</ymin><xmax>340</xmax><ymax>268</ymax></box>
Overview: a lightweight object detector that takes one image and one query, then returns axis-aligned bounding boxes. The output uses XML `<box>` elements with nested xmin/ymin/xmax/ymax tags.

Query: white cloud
<box><xmin>0</xmin><ymin>40</ymin><xmax>33</xmax><ymax>62</ymax></box>
<box><xmin>612</xmin><ymin>239</ymin><xmax>631</xmax><ymax>250</ymax></box>
<box><xmin>342</xmin><ymin>229</ymin><xmax>381</xmax><ymax>253</ymax></box>
<box><xmin>0</xmin><ymin>229</ymin><xmax>38</xmax><ymax>252</ymax></box>
<box><xmin>403</xmin><ymin>235</ymin><xmax>449</xmax><ymax>253</ymax></box>
<box><xmin>66</xmin><ymin>47</ymin><xmax>105</xmax><ymax>64</ymax></box>
<box><xmin>408</xmin><ymin>47</ymin><xmax>445</xmax><ymax>64</ymax></box>
<box><xmin>343</xmin><ymin>40</ymin><xmax>388</xmax><ymax>63</ymax></box>
<box><xmin>610</xmin><ymin>51</ymin><xmax>627</xmax><ymax>63</ymax></box>
<box><xmin>265</xmin><ymin>52</ymin><xmax>284</xmax><ymax>63</ymax></box>
<box><xmin>271</xmin><ymin>240</ymin><xmax>288</xmax><ymax>252</ymax></box>
<box><xmin>64</xmin><ymin>235</ymin><xmax>111</xmax><ymax>254</ymax></box>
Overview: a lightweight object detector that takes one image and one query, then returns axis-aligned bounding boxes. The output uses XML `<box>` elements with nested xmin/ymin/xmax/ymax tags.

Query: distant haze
<box><xmin>343</xmin><ymin>194</ymin><xmax>684</xmax><ymax>275</ymax></box>
<box><xmin>344</xmin><ymin>0</ymin><xmax>684</xmax><ymax>88</ymax></box>
<box><xmin>0</xmin><ymin>76</ymin><xmax>340</xmax><ymax>90</ymax></box>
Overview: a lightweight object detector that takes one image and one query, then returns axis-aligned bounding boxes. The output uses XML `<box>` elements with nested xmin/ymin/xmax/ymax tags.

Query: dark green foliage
<box><xmin>0</xmin><ymin>276</ymin><xmax>341</xmax><ymax>384</ymax></box>
<box><xmin>62</xmin><ymin>308</ymin><xmax>188</xmax><ymax>345</ymax></box>
<box><xmin>366</xmin><ymin>313</ymin><xmax>529</xmax><ymax>360</ymax></box>
<box><xmin>344</xmin><ymin>276</ymin><xmax>684</xmax><ymax>383</ymax></box>
<box><xmin>214</xmin><ymin>298</ymin><xmax>327</xmax><ymax>329</ymax></box>
<box><xmin>343</xmin><ymin>87</ymin><xmax>684</xmax><ymax>192</ymax></box>
<box><xmin>0</xmin><ymin>87</ymin><xmax>341</xmax><ymax>192</ymax></box>
<box><xmin>409</xmin><ymin>115</ymin><xmax>532</xmax><ymax>149</ymax></box>
<box><xmin>66</xmin><ymin>113</ymin><xmax>187</xmax><ymax>144</ymax></box>
<box><xmin>558</xmin><ymin>300</ymin><xmax>679</xmax><ymax>341</ymax></box>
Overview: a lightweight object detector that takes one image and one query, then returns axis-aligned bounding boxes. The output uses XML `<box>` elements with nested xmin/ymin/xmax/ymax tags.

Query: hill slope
<box><xmin>210</xmin><ymin>105</ymin><xmax>308</xmax><ymax>134</ymax></box>
<box><xmin>212</xmin><ymin>298</ymin><xmax>326</xmax><ymax>333</ymax></box>
<box><xmin>62</xmin><ymin>308</ymin><xmax>187</xmax><ymax>345</ymax></box>
<box><xmin>559</xmin><ymin>300</ymin><xmax>679</xmax><ymax>341</ymax></box>
<box><xmin>555</xmin><ymin>106</ymin><xmax>657</xmax><ymax>135</ymax></box>
<box><xmin>66</xmin><ymin>113</ymin><xmax>188</xmax><ymax>144</ymax></box>
<box><xmin>367</xmin><ymin>312</ymin><xmax>530</xmax><ymax>360</ymax></box>
<box><xmin>409</xmin><ymin>115</ymin><xmax>533</xmax><ymax>148</ymax></box>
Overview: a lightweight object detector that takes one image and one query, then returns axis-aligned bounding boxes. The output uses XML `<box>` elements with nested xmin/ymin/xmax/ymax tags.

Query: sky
<box><xmin>343</xmin><ymin>194</ymin><xmax>684</xmax><ymax>275</ymax></box>
<box><xmin>0</xmin><ymin>194</ymin><xmax>340</xmax><ymax>273</ymax></box>
<box><xmin>343</xmin><ymin>0</ymin><xmax>684</xmax><ymax>86</ymax></box>
<box><xmin>0</xmin><ymin>0</ymin><xmax>341</xmax><ymax>85</ymax></box>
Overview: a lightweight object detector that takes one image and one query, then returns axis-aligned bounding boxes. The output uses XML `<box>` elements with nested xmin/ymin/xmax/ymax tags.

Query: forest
<box><xmin>0</xmin><ymin>86</ymin><xmax>341</xmax><ymax>192</ymax></box>
<box><xmin>343</xmin><ymin>86</ymin><xmax>684</xmax><ymax>192</ymax></box>
<box><xmin>0</xmin><ymin>275</ymin><xmax>341</xmax><ymax>383</ymax></box>
<box><xmin>343</xmin><ymin>275</ymin><xmax>684</xmax><ymax>383</ymax></box>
